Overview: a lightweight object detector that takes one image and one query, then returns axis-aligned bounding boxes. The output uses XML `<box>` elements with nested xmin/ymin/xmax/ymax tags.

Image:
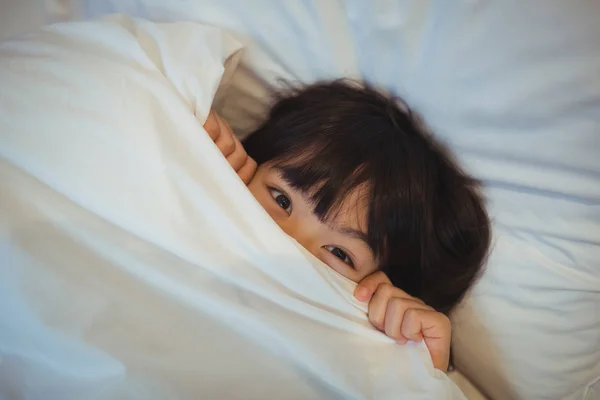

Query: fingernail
<box><xmin>355</xmin><ymin>287</ymin><xmax>368</xmax><ymax>301</ymax></box>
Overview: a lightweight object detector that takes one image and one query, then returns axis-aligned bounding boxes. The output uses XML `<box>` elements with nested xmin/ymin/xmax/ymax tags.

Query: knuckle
<box><xmin>370</xmin><ymin>316</ymin><xmax>384</xmax><ymax>330</ymax></box>
<box><xmin>377</xmin><ymin>283</ymin><xmax>395</xmax><ymax>298</ymax></box>
<box><xmin>401</xmin><ymin>314</ymin><xmax>421</xmax><ymax>333</ymax></box>
<box><xmin>439</xmin><ymin>313</ymin><xmax>451</xmax><ymax>328</ymax></box>
<box><xmin>387</xmin><ymin>329</ymin><xmax>402</xmax><ymax>341</ymax></box>
<box><xmin>225</xmin><ymin>137</ymin><xmax>236</xmax><ymax>154</ymax></box>
<box><xmin>405</xmin><ymin>308</ymin><xmax>420</xmax><ymax>319</ymax></box>
<box><xmin>372</xmin><ymin>271</ymin><xmax>386</xmax><ymax>279</ymax></box>
<box><xmin>372</xmin><ymin>271</ymin><xmax>390</xmax><ymax>283</ymax></box>
<box><xmin>388</xmin><ymin>297</ymin><xmax>407</xmax><ymax>313</ymax></box>
<box><xmin>231</xmin><ymin>149</ymin><xmax>247</xmax><ymax>167</ymax></box>
<box><xmin>409</xmin><ymin>295</ymin><xmax>426</xmax><ymax>305</ymax></box>
<box><xmin>204</xmin><ymin>112</ymin><xmax>220</xmax><ymax>137</ymax></box>
<box><xmin>407</xmin><ymin>306</ymin><xmax>422</xmax><ymax>318</ymax></box>
<box><xmin>368</xmin><ymin>309</ymin><xmax>384</xmax><ymax>329</ymax></box>
<box><xmin>240</xmin><ymin>159</ymin><xmax>257</xmax><ymax>184</ymax></box>
<box><xmin>240</xmin><ymin>149</ymin><xmax>249</xmax><ymax>163</ymax></box>
<box><xmin>401</xmin><ymin>310</ymin><xmax>421</xmax><ymax>330</ymax></box>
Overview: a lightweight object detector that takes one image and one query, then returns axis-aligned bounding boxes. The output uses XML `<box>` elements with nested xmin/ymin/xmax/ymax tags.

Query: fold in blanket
<box><xmin>0</xmin><ymin>15</ymin><xmax>465</xmax><ymax>399</ymax></box>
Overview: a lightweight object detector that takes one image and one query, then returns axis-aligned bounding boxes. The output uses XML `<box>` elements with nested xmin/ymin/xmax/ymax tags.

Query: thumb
<box><xmin>419</xmin><ymin>311</ymin><xmax>451</xmax><ymax>372</ymax></box>
<box><xmin>424</xmin><ymin>336</ymin><xmax>451</xmax><ymax>372</ymax></box>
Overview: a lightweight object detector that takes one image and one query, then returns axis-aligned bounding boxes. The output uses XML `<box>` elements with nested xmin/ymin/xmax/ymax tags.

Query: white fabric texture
<box><xmin>41</xmin><ymin>2</ymin><xmax>600</xmax><ymax>400</ymax></box>
<box><xmin>449</xmin><ymin>371</ymin><xmax>489</xmax><ymax>400</ymax></box>
<box><xmin>0</xmin><ymin>15</ymin><xmax>465</xmax><ymax>400</ymax></box>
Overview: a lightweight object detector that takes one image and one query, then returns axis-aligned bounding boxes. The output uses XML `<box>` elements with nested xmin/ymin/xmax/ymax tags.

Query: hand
<box><xmin>203</xmin><ymin>110</ymin><xmax>257</xmax><ymax>185</ymax></box>
<box><xmin>355</xmin><ymin>271</ymin><xmax>451</xmax><ymax>371</ymax></box>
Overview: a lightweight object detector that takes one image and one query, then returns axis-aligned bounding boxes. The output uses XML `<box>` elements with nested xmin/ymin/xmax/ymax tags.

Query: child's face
<box><xmin>248</xmin><ymin>163</ymin><xmax>378</xmax><ymax>282</ymax></box>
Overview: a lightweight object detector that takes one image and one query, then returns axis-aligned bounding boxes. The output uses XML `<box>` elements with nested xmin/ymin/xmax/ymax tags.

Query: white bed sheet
<box><xmin>0</xmin><ymin>15</ymin><xmax>465</xmax><ymax>400</ymax></box>
<box><xmin>44</xmin><ymin>2</ymin><xmax>600</xmax><ymax>399</ymax></box>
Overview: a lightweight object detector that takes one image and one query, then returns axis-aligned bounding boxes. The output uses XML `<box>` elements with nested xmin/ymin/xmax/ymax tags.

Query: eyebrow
<box><xmin>336</xmin><ymin>226</ymin><xmax>371</xmax><ymax>249</ymax></box>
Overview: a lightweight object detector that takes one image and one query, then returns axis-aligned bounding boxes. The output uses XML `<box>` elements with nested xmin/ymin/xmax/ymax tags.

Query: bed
<box><xmin>1</xmin><ymin>1</ymin><xmax>599</xmax><ymax>399</ymax></box>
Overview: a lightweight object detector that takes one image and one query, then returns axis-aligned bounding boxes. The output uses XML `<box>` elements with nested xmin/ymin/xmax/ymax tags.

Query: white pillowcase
<box><xmin>0</xmin><ymin>14</ymin><xmax>466</xmax><ymax>399</ymax></box>
<box><xmin>42</xmin><ymin>1</ymin><xmax>600</xmax><ymax>399</ymax></box>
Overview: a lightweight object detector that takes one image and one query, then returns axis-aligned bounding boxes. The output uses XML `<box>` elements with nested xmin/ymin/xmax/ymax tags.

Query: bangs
<box><xmin>270</xmin><ymin>128</ymin><xmax>426</xmax><ymax>269</ymax></box>
<box><xmin>273</xmin><ymin>141</ymin><xmax>372</xmax><ymax>223</ymax></box>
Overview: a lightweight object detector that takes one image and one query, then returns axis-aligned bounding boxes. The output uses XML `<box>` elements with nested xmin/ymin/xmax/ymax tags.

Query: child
<box><xmin>203</xmin><ymin>80</ymin><xmax>491</xmax><ymax>372</ymax></box>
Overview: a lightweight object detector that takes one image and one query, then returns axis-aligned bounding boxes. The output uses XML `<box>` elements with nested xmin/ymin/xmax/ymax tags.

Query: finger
<box><xmin>384</xmin><ymin>298</ymin><xmax>432</xmax><ymax>343</ymax></box>
<box><xmin>368</xmin><ymin>283</ymin><xmax>423</xmax><ymax>330</ymax></box>
<box><xmin>354</xmin><ymin>271</ymin><xmax>391</xmax><ymax>302</ymax></box>
<box><xmin>215</xmin><ymin>116</ymin><xmax>237</xmax><ymax>157</ymax></box>
<box><xmin>226</xmin><ymin>140</ymin><xmax>249</xmax><ymax>172</ymax></box>
<box><xmin>403</xmin><ymin>309</ymin><xmax>451</xmax><ymax>371</ymax></box>
<box><xmin>366</xmin><ymin>282</ymin><xmax>395</xmax><ymax>330</ymax></box>
<box><xmin>402</xmin><ymin>309</ymin><xmax>449</xmax><ymax>341</ymax></box>
<box><xmin>237</xmin><ymin>157</ymin><xmax>257</xmax><ymax>185</ymax></box>
<box><xmin>203</xmin><ymin>110</ymin><xmax>221</xmax><ymax>141</ymax></box>
<box><xmin>400</xmin><ymin>308</ymin><xmax>426</xmax><ymax>342</ymax></box>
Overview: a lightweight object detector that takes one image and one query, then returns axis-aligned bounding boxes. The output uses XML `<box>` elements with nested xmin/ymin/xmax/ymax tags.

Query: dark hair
<box><xmin>243</xmin><ymin>79</ymin><xmax>490</xmax><ymax>314</ymax></box>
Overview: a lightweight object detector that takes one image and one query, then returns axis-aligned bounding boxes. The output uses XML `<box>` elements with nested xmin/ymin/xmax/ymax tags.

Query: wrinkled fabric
<box><xmin>0</xmin><ymin>15</ymin><xmax>463</xmax><ymax>400</ymax></box>
<box><xmin>39</xmin><ymin>2</ymin><xmax>600</xmax><ymax>398</ymax></box>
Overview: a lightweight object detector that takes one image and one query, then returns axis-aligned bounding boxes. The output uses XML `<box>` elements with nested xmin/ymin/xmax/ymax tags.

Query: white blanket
<box><xmin>0</xmin><ymin>15</ymin><xmax>464</xmax><ymax>399</ymax></box>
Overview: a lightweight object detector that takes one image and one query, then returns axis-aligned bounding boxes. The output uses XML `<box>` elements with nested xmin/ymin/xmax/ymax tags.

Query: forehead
<box><xmin>289</xmin><ymin>174</ymin><xmax>370</xmax><ymax>234</ymax></box>
<box><xmin>326</xmin><ymin>183</ymin><xmax>369</xmax><ymax>231</ymax></box>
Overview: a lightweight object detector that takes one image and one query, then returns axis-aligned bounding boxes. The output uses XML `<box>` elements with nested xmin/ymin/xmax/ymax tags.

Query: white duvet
<box><xmin>0</xmin><ymin>15</ymin><xmax>464</xmax><ymax>399</ymax></box>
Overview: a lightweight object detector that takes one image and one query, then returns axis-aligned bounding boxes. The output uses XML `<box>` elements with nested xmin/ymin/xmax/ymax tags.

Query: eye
<box><xmin>325</xmin><ymin>245</ymin><xmax>354</xmax><ymax>268</ymax></box>
<box><xmin>268</xmin><ymin>187</ymin><xmax>292</xmax><ymax>214</ymax></box>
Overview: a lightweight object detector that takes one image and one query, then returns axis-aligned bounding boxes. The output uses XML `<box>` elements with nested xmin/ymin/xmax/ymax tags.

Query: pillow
<box><xmin>0</xmin><ymin>15</ymin><xmax>466</xmax><ymax>399</ymax></box>
<box><xmin>0</xmin><ymin>0</ymin><xmax>45</xmax><ymax>40</ymax></box>
<box><xmin>43</xmin><ymin>1</ymin><xmax>600</xmax><ymax>399</ymax></box>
